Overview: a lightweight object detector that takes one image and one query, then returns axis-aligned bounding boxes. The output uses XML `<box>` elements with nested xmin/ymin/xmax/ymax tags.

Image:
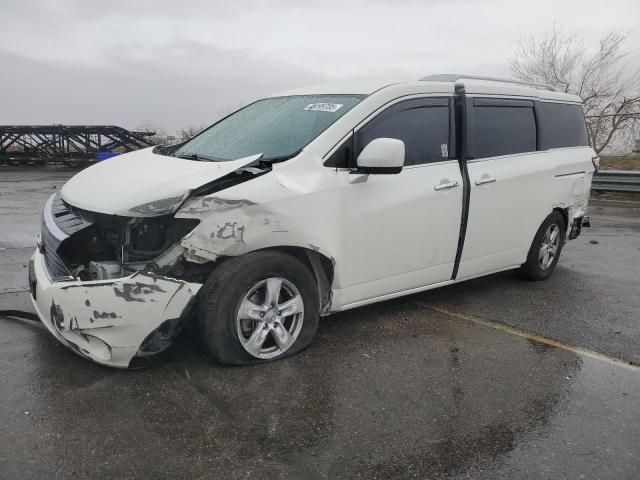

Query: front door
<box><xmin>335</xmin><ymin>97</ymin><xmax>463</xmax><ymax>306</ymax></box>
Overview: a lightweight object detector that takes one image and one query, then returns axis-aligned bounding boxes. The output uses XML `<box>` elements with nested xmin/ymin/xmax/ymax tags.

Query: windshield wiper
<box><xmin>260</xmin><ymin>149</ymin><xmax>302</xmax><ymax>163</ymax></box>
<box><xmin>176</xmin><ymin>150</ymin><xmax>299</xmax><ymax>164</ymax></box>
<box><xmin>175</xmin><ymin>153</ymin><xmax>225</xmax><ymax>162</ymax></box>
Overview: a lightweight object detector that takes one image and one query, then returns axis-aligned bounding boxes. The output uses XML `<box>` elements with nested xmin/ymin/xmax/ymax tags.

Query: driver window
<box><xmin>325</xmin><ymin>97</ymin><xmax>454</xmax><ymax>168</ymax></box>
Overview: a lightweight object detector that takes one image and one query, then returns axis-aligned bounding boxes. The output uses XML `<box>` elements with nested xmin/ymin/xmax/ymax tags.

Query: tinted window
<box><xmin>537</xmin><ymin>102</ymin><xmax>589</xmax><ymax>149</ymax></box>
<box><xmin>473</xmin><ymin>100</ymin><xmax>536</xmax><ymax>158</ymax></box>
<box><xmin>325</xmin><ymin>138</ymin><xmax>353</xmax><ymax>168</ymax></box>
<box><xmin>357</xmin><ymin>104</ymin><xmax>451</xmax><ymax>166</ymax></box>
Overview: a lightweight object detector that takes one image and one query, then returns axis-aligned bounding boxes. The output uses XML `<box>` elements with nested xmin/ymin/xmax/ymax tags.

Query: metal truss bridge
<box><xmin>0</xmin><ymin>125</ymin><xmax>155</xmax><ymax>167</ymax></box>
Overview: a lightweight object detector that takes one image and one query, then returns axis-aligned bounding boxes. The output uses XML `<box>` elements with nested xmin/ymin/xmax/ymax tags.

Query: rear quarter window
<box><xmin>537</xmin><ymin>102</ymin><xmax>590</xmax><ymax>149</ymax></box>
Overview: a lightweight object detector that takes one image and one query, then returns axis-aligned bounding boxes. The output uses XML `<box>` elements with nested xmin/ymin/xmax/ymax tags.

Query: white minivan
<box><xmin>29</xmin><ymin>74</ymin><xmax>595</xmax><ymax>368</ymax></box>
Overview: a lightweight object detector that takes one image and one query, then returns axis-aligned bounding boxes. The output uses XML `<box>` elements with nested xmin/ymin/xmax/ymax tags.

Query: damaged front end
<box><xmin>44</xmin><ymin>194</ymin><xmax>203</xmax><ymax>282</ymax></box>
<box><xmin>29</xmin><ymin>139</ymin><xmax>333</xmax><ymax>367</ymax></box>
<box><xmin>30</xmin><ymin>193</ymin><xmax>204</xmax><ymax>368</ymax></box>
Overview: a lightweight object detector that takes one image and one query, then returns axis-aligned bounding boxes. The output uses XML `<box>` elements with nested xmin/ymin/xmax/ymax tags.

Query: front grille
<box><xmin>41</xmin><ymin>220</ymin><xmax>72</xmax><ymax>280</ymax></box>
<box><xmin>40</xmin><ymin>193</ymin><xmax>93</xmax><ymax>281</ymax></box>
<box><xmin>49</xmin><ymin>194</ymin><xmax>93</xmax><ymax>235</ymax></box>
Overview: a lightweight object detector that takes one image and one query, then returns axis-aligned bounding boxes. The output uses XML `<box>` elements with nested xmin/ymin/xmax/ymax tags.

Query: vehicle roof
<box><xmin>271</xmin><ymin>79</ymin><xmax>400</xmax><ymax>97</ymax></box>
<box><xmin>272</xmin><ymin>74</ymin><xmax>582</xmax><ymax>104</ymax></box>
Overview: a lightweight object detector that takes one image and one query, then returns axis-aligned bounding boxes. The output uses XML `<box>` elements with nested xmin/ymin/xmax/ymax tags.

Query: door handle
<box><xmin>475</xmin><ymin>176</ymin><xmax>496</xmax><ymax>186</ymax></box>
<box><xmin>434</xmin><ymin>180</ymin><xmax>459</xmax><ymax>191</ymax></box>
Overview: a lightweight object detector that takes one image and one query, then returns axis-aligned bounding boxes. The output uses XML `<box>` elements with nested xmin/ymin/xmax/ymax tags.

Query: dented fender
<box><xmin>175</xmin><ymin>167</ymin><xmax>341</xmax><ymax>273</ymax></box>
<box><xmin>179</xmin><ymin>202</ymin><xmax>337</xmax><ymax>266</ymax></box>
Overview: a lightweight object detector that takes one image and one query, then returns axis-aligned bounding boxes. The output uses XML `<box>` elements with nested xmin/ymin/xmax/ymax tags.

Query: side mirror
<box><xmin>355</xmin><ymin>138</ymin><xmax>405</xmax><ymax>174</ymax></box>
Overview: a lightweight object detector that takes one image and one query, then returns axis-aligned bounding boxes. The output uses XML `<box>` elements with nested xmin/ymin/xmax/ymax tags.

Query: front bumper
<box><xmin>29</xmin><ymin>250</ymin><xmax>202</xmax><ymax>368</ymax></box>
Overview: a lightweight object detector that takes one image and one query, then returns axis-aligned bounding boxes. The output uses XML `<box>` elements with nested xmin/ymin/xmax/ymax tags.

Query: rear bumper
<box><xmin>29</xmin><ymin>250</ymin><xmax>201</xmax><ymax>368</ymax></box>
<box><xmin>568</xmin><ymin>215</ymin><xmax>586</xmax><ymax>240</ymax></box>
<box><xmin>564</xmin><ymin>200</ymin><xmax>589</xmax><ymax>241</ymax></box>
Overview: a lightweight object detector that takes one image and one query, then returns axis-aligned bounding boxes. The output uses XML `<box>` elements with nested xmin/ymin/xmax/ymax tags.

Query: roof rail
<box><xmin>419</xmin><ymin>74</ymin><xmax>556</xmax><ymax>92</ymax></box>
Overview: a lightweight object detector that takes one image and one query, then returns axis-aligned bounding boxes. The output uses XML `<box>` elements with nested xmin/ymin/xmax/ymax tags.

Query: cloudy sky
<box><xmin>1</xmin><ymin>0</ymin><xmax>638</xmax><ymax>133</ymax></box>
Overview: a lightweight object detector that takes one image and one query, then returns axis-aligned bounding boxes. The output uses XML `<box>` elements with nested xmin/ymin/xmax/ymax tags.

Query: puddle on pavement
<box><xmin>2</xmin><ymin>301</ymin><xmax>639</xmax><ymax>479</ymax></box>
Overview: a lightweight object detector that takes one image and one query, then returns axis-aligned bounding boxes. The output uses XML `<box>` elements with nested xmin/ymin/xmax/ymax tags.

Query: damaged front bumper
<box><xmin>29</xmin><ymin>250</ymin><xmax>202</xmax><ymax>368</ymax></box>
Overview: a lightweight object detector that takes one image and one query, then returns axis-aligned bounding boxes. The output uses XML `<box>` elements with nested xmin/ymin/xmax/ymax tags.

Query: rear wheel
<box><xmin>198</xmin><ymin>251</ymin><xmax>319</xmax><ymax>365</ymax></box>
<box><xmin>520</xmin><ymin>211</ymin><xmax>565</xmax><ymax>281</ymax></box>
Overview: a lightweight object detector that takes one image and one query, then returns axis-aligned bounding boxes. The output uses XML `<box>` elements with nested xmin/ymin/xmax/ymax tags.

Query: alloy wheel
<box><xmin>539</xmin><ymin>223</ymin><xmax>560</xmax><ymax>270</ymax></box>
<box><xmin>236</xmin><ymin>277</ymin><xmax>304</xmax><ymax>359</ymax></box>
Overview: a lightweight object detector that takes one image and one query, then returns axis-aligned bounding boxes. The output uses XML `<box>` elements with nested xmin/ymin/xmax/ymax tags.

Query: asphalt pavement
<box><xmin>1</xmin><ymin>166</ymin><xmax>639</xmax><ymax>479</ymax></box>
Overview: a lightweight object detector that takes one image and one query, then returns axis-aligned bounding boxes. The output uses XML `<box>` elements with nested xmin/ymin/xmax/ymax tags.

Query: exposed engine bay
<box><xmin>44</xmin><ymin>194</ymin><xmax>202</xmax><ymax>282</ymax></box>
<box><xmin>62</xmin><ymin>214</ymin><xmax>200</xmax><ymax>281</ymax></box>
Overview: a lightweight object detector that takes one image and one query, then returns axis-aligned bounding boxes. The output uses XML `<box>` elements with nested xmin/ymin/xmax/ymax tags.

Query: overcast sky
<box><xmin>0</xmin><ymin>0</ymin><xmax>638</xmax><ymax>133</ymax></box>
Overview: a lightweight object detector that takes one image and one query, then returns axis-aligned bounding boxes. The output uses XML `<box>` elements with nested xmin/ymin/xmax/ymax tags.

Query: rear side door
<box><xmin>331</xmin><ymin>97</ymin><xmax>464</xmax><ymax>306</ymax></box>
<box><xmin>456</xmin><ymin>97</ymin><xmax>555</xmax><ymax>280</ymax></box>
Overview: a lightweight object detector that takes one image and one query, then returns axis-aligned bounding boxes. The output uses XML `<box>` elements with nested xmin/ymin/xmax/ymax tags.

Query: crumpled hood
<box><xmin>61</xmin><ymin>147</ymin><xmax>261</xmax><ymax>216</ymax></box>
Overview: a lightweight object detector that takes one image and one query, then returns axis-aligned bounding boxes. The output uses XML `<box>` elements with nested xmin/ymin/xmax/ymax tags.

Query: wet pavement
<box><xmin>1</xmin><ymin>166</ymin><xmax>639</xmax><ymax>479</ymax></box>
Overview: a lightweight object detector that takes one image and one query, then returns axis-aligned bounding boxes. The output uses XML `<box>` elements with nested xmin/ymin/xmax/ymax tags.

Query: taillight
<box><xmin>591</xmin><ymin>156</ymin><xmax>600</xmax><ymax>172</ymax></box>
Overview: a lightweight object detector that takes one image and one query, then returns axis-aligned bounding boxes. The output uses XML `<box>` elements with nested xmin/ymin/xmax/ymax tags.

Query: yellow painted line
<box><xmin>416</xmin><ymin>303</ymin><xmax>640</xmax><ymax>371</ymax></box>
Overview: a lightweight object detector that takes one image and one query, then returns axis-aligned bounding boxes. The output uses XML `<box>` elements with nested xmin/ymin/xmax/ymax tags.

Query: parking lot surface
<box><xmin>1</xmin><ymin>167</ymin><xmax>639</xmax><ymax>479</ymax></box>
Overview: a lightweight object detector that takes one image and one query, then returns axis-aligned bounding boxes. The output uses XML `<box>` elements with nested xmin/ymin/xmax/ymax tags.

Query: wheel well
<box><xmin>553</xmin><ymin>207</ymin><xmax>569</xmax><ymax>231</ymax></box>
<box><xmin>196</xmin><ymin>246</ymin><xmax>335</xmax><ymax>315</ymax></box>
<box><xmin>203</xmin><ymin>247</ymin><xmax>335</xmax><ymax>305</ymax></box>
<box><xmin>269</xmin><ymin>246</ymin><xmax>335</xmax><ymax>314</ymax></box>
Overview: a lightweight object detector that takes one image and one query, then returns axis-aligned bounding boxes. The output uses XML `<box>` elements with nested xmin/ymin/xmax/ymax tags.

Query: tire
<box><xmin>520</xmin><ymin>211</ymin><xmax>566</xmax><ymax>281</ymax></box>
<box><xmin>198</xmin><ymin>250</ymin><xmax>319</xmax><ymax>365</ymax></box>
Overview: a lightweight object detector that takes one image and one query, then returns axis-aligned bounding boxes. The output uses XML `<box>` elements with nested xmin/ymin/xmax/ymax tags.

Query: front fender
<box><xmin>176</xmin><ymin>193</ymin><xmax>338</xmax><ymax>266</ymax></box>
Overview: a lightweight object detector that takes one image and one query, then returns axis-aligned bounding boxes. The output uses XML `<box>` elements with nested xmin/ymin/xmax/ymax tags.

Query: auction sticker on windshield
<box><xmin>304</xmin><ymin>103</ymin><xmax>343</xmax><ymax>112</ymax></box>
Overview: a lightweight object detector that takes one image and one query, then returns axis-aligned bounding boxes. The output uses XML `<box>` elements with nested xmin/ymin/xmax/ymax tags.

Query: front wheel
<box><xmin>198</xmin><ymin>251</ymin><xmax>319</xmax><ymax>365</ymax></box>
<box><xmin>520</xmin><ymin>211</ymin><xmax>566</xmax><ymax>281</ymax></box>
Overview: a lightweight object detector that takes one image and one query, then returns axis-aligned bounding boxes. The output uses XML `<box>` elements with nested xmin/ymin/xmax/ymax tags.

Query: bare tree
<box><xmin>510</xmin><ymin>27</ymin><xmax>640</xmax><ymax>154</ymax></box>
<box><xmin>135</xmin><ymin>120</ymin><xmax>168</xmax><ymax>145</ymax></box>
<box><xmin>179</xmin><ymin>124</ymin><xmax>207</xmax><ymax>141</ymax></box>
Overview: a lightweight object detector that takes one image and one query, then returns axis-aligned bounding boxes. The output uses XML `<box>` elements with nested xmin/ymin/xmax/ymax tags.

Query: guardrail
<box><xmin>592</xmin><ymin>170</ymin><xmax>640</xmax><ymax>193</ymax></box>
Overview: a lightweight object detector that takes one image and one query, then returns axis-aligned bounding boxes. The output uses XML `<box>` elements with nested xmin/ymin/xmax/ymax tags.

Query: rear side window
<box><xmin>537</xmin><ymin>102</ymin><xmax>589</xmax><ymax>149</ymax></box>
<box><xmin>325</xmin><ymin>98</ymin><xmax>453</xmax><ymax>168</ymax></box>
<box><xmin>472</xmin><ymin>99</ymin><xmax>536</xmax><ymax>158</ymax></box>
